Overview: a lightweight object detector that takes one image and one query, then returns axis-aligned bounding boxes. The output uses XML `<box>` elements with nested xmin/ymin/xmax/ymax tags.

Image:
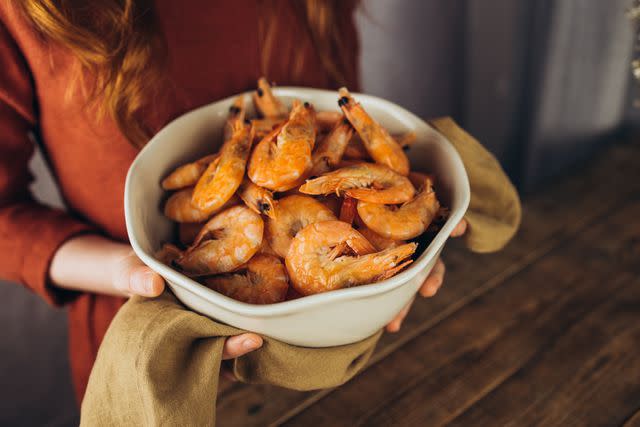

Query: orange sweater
<box><xmin>0</xmin><ymin>0</ymin><xmax>358</xmax><ymax>401</ymax></box>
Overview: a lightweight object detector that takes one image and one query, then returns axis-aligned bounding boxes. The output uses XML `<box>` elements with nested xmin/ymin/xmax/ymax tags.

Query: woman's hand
<box><xmin>111</xmin><ymin>250</ymin><xmax>264</xmax><ymax>359</ymax></box>
<box><xmin>49</xmin><ymin>234</ymin><xmax>263</xmax><ymax>359</ymax></box>
<box><xmin>385</xmin><ymin>219</ymin><xmax>467</xmax><ymax>332</ymax></box>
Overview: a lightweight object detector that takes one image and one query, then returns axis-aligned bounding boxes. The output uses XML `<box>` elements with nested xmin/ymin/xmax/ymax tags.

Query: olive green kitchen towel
<box><xmin>430</xmin><ymin>117</ymin><xmax>522</xmax><ymax>253</ymax></box>
<box><xmin>80</xmin><ymin>291</ymin><xmax>381</xmax><ymax>426</ymax></box>
<box><xmin>80</xmin><ymin>117</ymin><xmax>521</xmax><ymax>426</ymax></box>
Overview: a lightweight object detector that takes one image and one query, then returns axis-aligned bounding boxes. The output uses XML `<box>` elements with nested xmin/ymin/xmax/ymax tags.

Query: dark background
<box><xmin>0</xmin><ymin>1</ymin><xmax>636</xmax><ymax>425</ymax></box>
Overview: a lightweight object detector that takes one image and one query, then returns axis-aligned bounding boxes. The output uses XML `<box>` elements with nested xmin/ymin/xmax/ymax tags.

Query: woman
<box><xmin>0</xmin><ymin>0</ymin><xmax>465</xmax><ymax>403</ymax></box>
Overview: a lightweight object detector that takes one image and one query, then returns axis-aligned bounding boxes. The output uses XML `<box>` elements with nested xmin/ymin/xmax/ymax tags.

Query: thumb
<box><xmin>113</xmin><ymin>253</ymin><xmax>165</xmax><ymax>297</ymax></box>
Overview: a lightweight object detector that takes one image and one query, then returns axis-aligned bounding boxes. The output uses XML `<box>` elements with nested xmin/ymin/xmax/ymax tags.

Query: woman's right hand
<box><xmin>50</xmin><ymin>234</ymin><xmax>263</xmax><ymax>361</ymax></box>
<box><xmin>50</xmin><ymin>233</ymin><xmax>165</xmax><ymax>298</ymax></box>
<box><xmin>110</xmin><ymin>247</ymin><xmax>264</xmax><ymax>360</ymax></box>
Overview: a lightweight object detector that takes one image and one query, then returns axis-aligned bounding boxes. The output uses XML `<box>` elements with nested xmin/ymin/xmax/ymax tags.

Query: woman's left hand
<box><xmin>385</xmin><ymin>219</ymin><xmax>467</xmax><ymax>333</ymax></box>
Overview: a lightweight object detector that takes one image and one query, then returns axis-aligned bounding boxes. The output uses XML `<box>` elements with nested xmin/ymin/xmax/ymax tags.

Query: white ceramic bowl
<box><xmin>125</xmin><ymin>87</ymin><xmax>470</xmax><ymax>347</ymax></box>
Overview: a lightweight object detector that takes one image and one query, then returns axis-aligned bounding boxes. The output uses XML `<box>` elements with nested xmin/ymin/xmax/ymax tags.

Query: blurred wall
<box><xmin>519</xmin><ymin>0</ymin><xmax>634</xmax><ymax>189</ymax></box>
<box><xmin>356</xmin><ymin>0</ymin><xmax>465</xmax><ymax>120</ymax></box>
<box><xmin>358</xmin><ymin>0</ymin><xmax>635</xmax><ymax>190</ymax></box>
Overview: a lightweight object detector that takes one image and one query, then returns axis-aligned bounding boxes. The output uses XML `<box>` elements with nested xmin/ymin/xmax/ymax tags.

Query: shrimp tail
<box><xmin>346</xmin><ymin>242</ymin><xmax>417</xmax><ymax>280</ymax></box>
<box><xmin>327</xmin><ymin>242</ymin><xmax>349</xmax><ymax>261</ymax></box>
<box><xmin>325</xmin><ymin>227</ymin><xmax>375</xmax><ymax>259</ymax></box>
<box><xmin>300</xmin><ymin>176</ymin><xmax>363</xmax><ymax>196</ymax></box>
<box><xmin>346</xmin><ymin>235</ymin><xmax>376</xmax><ymax>255</ymax></box>
<box><xmin>299</xmin><ymin>176</ymin><xmax>332</xmax><ymax>195</ymax></box>
<box><xmin>374</xmin><ymin>259</ymin><xmax>413</xmax><ymax>281</ymax></box>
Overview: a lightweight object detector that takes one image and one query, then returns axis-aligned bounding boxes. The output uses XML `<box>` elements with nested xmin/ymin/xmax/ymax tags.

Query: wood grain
<box><xmin>624</xmin><ymin>410</ymin><xmax>640</xmax><ymax>427</ymax></box>
<box><xmin>216</xmin><ymin>141</ymin><xmax>640</xmax><ymax>427</ymax></box>
<box><xmin>285</xmin><ymin>197</ymin><xmax>640</xmax><ymax>426</ymax></box>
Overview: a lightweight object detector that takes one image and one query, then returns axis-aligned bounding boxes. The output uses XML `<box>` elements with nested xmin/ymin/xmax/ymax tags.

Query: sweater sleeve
<box><xmin>0</xmin><ymin>19</ymin><xmax>94</xmax><ymax>306</ymax></box>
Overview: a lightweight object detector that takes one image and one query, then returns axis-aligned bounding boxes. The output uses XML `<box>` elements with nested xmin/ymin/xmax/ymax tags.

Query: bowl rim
<box><xmin>125</xmin><ymin>87</ymin><xmax>471</xmax><ymax>318</ymax></box>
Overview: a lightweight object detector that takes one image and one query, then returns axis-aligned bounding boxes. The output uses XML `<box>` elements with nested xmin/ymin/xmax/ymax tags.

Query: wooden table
<box><xmin>217</xmin><ymin>140</ymin><xmax>640</xmax><ymax>426</ymax></box>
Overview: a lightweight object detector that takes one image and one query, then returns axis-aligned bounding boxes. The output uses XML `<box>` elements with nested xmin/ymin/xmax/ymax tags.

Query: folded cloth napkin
<box><xmin>429</xmin><ymin>117</ymin><xmax>521</xmax><ymax>253</ymax></box>
<box><xmin>80</xmin><ymin>117</ymin><xmax>521</xmax><ymax>426</ymax></box>
<box><xmin>80</xmin><ymin>291</ymin><xmax>382</xmax><ymax>426</ymax></box>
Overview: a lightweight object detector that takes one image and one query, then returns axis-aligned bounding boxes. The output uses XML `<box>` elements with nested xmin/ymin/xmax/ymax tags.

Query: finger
<box><xmin>113</xmin><ymin>261</ymin><xmax>163</xmax><ymax>297</ymax></box>
<box><xmin>450</xmin><ymin>219</ymin><xmax>467</xmax><ymax>237</ymax></box>
<box><xmin>386</xmin><ymin>298</ymin><xmax>415</xmax><ymax>333</ymax></box>
<box><xmin>222</xmin><ymin>333</ymin><xmax>263</xmax><ymax>360</ymax></box>
<box><xmin>419</xmin><ymin>258</ymin><xmax>445</xmax><ymax>297</ymax></box>
<box><xmin>127</xmin><ymin>265</ymin><xmax>165</xmax><ymax>297</ymax></box>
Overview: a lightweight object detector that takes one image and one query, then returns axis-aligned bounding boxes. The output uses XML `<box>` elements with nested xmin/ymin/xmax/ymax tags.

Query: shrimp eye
<box><xmin>338</xmin><ymin>96</ymin><xmax>349</xmax><ymax>107</ymax></box>
<box><xmin>260</xmin><ymin>203</ymin><xmax>270</xmax><ymax>213</ymax></box>
<box><xmin>256</xmin><ymin>87</ymin><xmax>264</xmax><ymax>97</ymax></box>
<box><xmin>244</xmin><ymin>119</ymin><xmax>251</xmax><ymax>125</ymax></box>
<box><xmin>304</xmin><ymin>101</ymin><xmax>310</xmax><ymax>108</ymax></box>
<box><xmin>229</xmin><ymin>106</ymin><xmax>240</xmax><ymax>115</ymax></box>
<box><xmin>342</xmin><ymin>118</ymin><xmax>350</xmax><ymax>125</ymax></box>
<box><xmin>402</xmin><ymin>145</ymin><xmax>410</xmax><ymax>151</ymax></box>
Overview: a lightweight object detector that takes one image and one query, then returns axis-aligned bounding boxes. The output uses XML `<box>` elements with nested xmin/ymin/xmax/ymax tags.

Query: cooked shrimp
<box><xmin>337</xmin><ymin>159</ymin><xmax>361</xmax><ymax>168</ymax></box>
<box><xmin>408</xmin><ymin>171</ymin><xmax>432</xmax><ymax>188</ymax></box>
<box><xmin>192</xmin><ymin>120</ymin><xmax>253</xmax><ymax>214</ymax></box>
<box><xmin>164</xmin><ymin>187</ymin><xmax>238</xmax><ymax>223</ymax></box>
<box><xmin>237</xmin><ymin>178</ymin><xmax>277</xmax><ymax>219</ymax></box>
<box><xmin>161</xmin><ymin>154</ymin><xmax>218</xmax><ymax>190</ymax></box>
<box><xmin>155</xmin><ymin>243</ymin><xmax>183</xmax><ymax>264</ymax></box>
<box><xmin>357</xmin><ymin>226</ymin><xmax>404</xmax><ymax>251</ymax></box>
<box><xmin>251</xmin><ymin>117</ymin><xmax>285</xmax><ymax>139</ymax></box>
<box><xmin>343</xmin><ymin>137</ymin><xmax>369</xmax><ymax>160</ymax></box>
<box><xmin>309</xmin><ymin>117</ymin><xmax>354</xmax><ymax>177</ymax></box>
<box><xmin>258</xmin><ymin>238</ymin><xmax>279</xmax><ymax>257</ymax></box>
<box><xmin>223</xmin><ymin>95</ymin><xmax>246</xmax><ymax>141</ymax></box>
<box><xmin>339</xmin><ymin>196</ymin><xmax>358</xmax><ymax>224</ymax></box>
<box><xmin>248</xmin><ymin>100</ymin><xmax>316</xmax><ymax>191</ymax></box>
<box><xmin>203</xmin><ymin>254</ymin><xmax>289</xmax><ymax>304</ymax></box>
<box><xmin>396</xmin><ymin>132</ymin><xmax>417</xmax><ymax>148</ymax></box>
<box><xmin>316</xmin><ymin>194</ymin><xmax>342</xmax><ymax>217</ymax></box>
<box><xmin>299</xmin><ymin>162</ymin><xmax>415</xmax><ymax>204</ymax></box>
<box><xmin>176</xmin><ymin>206</ymin><xmax>263</xmax><ymax>275</ymax></box>
<box><xmin>285</xmin><ymin>221</ymin><xmax>416</xmax><ymax>295</ymax></box>
<box><xmin>277</xmin><ymin>184</ymin><xmax>304</xmax><ymax>198</ymax></box>
<box><xmin>357</xmin><ymin>176</ymin><xmax>440</xmax><ymax>240</ymax></box>
<box><xmin>253</xmin><ymin>77</ymin><xmax>288</xmax><ymax>118</ymax></box>
<box><xmin>344</xmin><ymin>132</ymin><xmax>415</xmax><ymax>161</ymax></box>
<box><xmin>266</xmin><ymin>195</ymin><xmax>336</xmax><ymax>258</ymax></box>
<box><xmin>316</xmin><ymin>110</ymin><xmax>343</xmax><ymax>132</ymax></box>
<box><xmin>338</xmin><ymin>87</ymin><xmax>410</xmax><ymax>175</ymax></box>
<box><xmin>285</xmin><ymin>286</ymin><xmax>304</xmax><ymax>300</ymax></box>
<box><xmin>178</xmin><ymin>222</ymin><xmax>204</xmax><ymax>246</ymax></box>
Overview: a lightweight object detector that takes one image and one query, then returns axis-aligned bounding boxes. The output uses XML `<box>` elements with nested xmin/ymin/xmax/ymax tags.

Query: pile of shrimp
<box><xmin>156</xmin><ymin>77</ymin><xmax>444</xmax><ymax>305</ymax></box>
